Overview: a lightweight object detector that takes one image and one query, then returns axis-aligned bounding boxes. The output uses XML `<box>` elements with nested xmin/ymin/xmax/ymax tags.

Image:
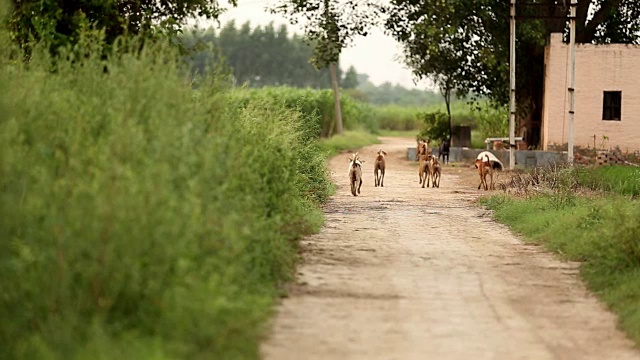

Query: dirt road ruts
<box><xmin>261</xmin><ymin>137</ymin><xmax>640</xmax><ymax>360</ymax></box>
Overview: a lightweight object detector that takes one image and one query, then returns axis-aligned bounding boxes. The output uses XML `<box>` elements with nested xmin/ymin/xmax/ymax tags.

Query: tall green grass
<box><xmin>363</xmin><ymin>100</ymin><xmax>481</xmax><ymax>132</ymax></box>
<box><xmin>227</xmin><ymin>86</ymin><xmax>377</xmax><ymax>137</ymax></box>
<box><xmin>576</xmin><ymin>166</ymin><xmax>640</xmax><ymax>197</ymax></box>
<box><xmin>0</xmin><ymin>37</ymin><xmax>331</xmax><ymax>359</ymax></box>
<box><xmin>369</xmin><ymin>105</ymin><xmax>422</xmax><ymax>131</ymax></box>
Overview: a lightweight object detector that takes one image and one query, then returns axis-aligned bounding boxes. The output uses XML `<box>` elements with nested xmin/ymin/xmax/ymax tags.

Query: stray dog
<box><xmin>418</xmin><ymin>153</ymin><xmax>431</xmax><ymax>187</ymax></box>
<box><xmin>476</xmin><ymin>151</ymin><xmax>504</xmax><ymax>171</ymax></box>
<box><xmin>430</xmin><ymin>155</ymin><xmax>441</xmax><ymax>188</ymax></box>
<box><xmin>374</xmin><ymin>149</ymin><xmax>387</xmax><ymax>187</ymax></box>
<box><xmin>475</xmin><ymin>154</ymin><xmax>494</xmax><ymax>190</ymax></box>
<box><xmin>416</xmin><ymin>138</ymin><xmax>430</xmax><ymax>161</ymax></box>
<box><xmin>349</xmin><ymin>152</ymin><xmax>364</xmax><ymax>196</ymax></box>
<box><xmin>439</xmin><ymin>138</ymin><xmax>450</xmax><ymax>164</ymax></box>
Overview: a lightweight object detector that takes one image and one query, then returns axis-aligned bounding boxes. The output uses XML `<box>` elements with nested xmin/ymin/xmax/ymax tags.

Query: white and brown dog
<box><xmin>474</xmin><ymin>151</ymin><xmax>502</xmax><ymax>190</ymax></box>
<box><xmin>348</xmin><ymin>152</ymin><xmax>364</xmax><ymax>196</ymax></box>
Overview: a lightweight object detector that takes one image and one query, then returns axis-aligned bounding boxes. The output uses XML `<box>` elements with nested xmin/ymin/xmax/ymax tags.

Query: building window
<box><xmin>602</xmin><ymin>91</ymin><xmax>621</xmax><ymax>121</ymax></box>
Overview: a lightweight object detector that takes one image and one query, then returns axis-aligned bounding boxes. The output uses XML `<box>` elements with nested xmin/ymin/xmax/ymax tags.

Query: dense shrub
<box><xmin>417</xmin><ymin>111</ymin><xmax>450</xmax><ymax>142</ymax></box>
<box><xmin>0</xmin><ymin>38</ymin><xmax>331</xmax><ymax>359</ymax></box>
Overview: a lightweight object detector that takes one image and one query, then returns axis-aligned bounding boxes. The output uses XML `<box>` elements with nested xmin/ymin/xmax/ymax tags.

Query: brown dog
<box><xmin>430</xmin><ymin>155</ymin><xmax>441</xmax><ymax>188</ymax></box>
<box><xmin>418</xmin><ymin>153</ymin><xmax>431</xmax><ymax>187</ymax></box>
<box><xmin>416</xmin><ymin>139</ymin><xmax>430</xmax><ymax>161</ymax></box>
<box><xmin>374</xmin><ymin>149</ymin><xmax>387</xmax><ymax>187</ymax></box>
<box><xmin>474</xmin><ymin>154</ymin><xmax>494</xmax><ymax>190</ymax></box>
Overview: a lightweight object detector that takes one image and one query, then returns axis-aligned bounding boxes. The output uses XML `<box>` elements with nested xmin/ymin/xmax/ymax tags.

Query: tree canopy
<box><xmin>270</xmin><ymin>0</ymin><xmax>379</xmax><ymax>68</ymax></box>
<box><xmin>9</xmin><ymin>0</ymin><xmax>233</xmax><ymax>54</ymax></box>
<box><xmin>181</xmin><ymin>21</ymin><xmax>344</xmax><ymax>88</ymax></box>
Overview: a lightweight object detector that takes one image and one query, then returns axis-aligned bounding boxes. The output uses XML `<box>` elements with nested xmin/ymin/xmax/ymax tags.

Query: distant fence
<box><xmin>407</xmin><ymin>147</ymin><xmax>568</xmax><ymax>168</ymax></box>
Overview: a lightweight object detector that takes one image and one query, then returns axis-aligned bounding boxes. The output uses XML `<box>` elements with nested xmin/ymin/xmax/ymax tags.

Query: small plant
<box><xmin>599</xmin><ymin>135</ymin><xmax>610</xmax><ymax>150</ymax></box>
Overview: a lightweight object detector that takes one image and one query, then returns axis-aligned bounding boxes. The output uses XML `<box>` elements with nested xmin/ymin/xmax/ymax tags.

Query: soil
<box><xmin>260</xmin><ymin>137</ymin><xmax>640</xmax><ymax>360</ymax></box>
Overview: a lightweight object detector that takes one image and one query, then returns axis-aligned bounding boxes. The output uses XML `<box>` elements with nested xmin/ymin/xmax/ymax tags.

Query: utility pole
<box><xmin>509</xmin><ymin>0</ymin><xmax>516</xmax><ymax>170</ymax></box>
<box><xmin>567</xmin><ymin>0</ymin><xmax>577</xmax><ymax>164</ymax></box>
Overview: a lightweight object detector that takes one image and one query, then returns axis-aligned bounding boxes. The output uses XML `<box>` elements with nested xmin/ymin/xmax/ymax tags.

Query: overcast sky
<box><xmin>189</xmin><ymin>0</ymin><xmax>434</xmax><ymax>90</ymax></box>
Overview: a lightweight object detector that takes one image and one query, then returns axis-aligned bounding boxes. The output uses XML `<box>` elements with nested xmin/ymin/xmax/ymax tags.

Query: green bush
<box><xmin>0</xmin><ymin>38</ymin><xmax>331</xmax><ymax>359</ymax></box>
<box><xmin>417</xmin><ymin>111</ymin><xmax>449</xmax><ymax>142</ymax></box>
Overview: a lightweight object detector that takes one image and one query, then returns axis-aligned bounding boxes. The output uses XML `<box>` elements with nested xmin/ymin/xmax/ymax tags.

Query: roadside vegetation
<box><xmin>0</xmin><ymin>35</ymin><xmax>337</xmax><ymax>359</ymax></box>
<box><xmin>481</xmin><ymin>165</ymin><xmax>640</xmax><ymax>345</ymax></box>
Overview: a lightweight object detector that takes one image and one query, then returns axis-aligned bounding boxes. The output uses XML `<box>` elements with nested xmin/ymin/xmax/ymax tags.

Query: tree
<box><xmin>341</xmin><ymin>65</ymin><xmax>359</xmax><ymax>89</ymax></box>
<box><xmin>9</xmin><ymin>0</ymin><xmax>234</xmax><ymax>55</ymax></box>
<box><xmin>386</xmin><ymin>0</ymin><xmax>640</xmax><ymax>148</ymax></box>
<box><xmin>395</xmin><ymin>7</ymin><xmax>469</xmax><ymax>141</ymax></box>
<box><xmin>437</xmin><ymin>74</ymin><xmax>454</xmax><ymax>143</ymax></box>
<box><xmin>270</xmin><ymin>0</ymin><xmax>380</xmax><ymax>135</ymax></box>
<box><xmin>180</xmin><ymin>21</ymin><xmax>342</xmax><ymax>88</ymax></box>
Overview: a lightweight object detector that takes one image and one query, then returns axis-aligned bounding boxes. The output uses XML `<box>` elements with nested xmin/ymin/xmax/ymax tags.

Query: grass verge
<box><xmin>480</xmin><ymin>194</ymin><xmax>640</xmax><ymax>345</ymax></box>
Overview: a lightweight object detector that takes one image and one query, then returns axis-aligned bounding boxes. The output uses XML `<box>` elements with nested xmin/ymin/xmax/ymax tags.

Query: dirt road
<box><xmin>260</xmin><ymin>137</ymin><xmax>640</xmax><ymax>360</ymax></box>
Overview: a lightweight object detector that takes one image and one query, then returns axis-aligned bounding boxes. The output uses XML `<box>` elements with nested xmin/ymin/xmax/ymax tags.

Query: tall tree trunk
<box><xmin>439</xmin><ymin>80</ymin><xmax>453</xmax><ymax>143</ymax></box>
<box><xmin>329</xmin><ymin>62</ymin><xmax>344</xmax><ymax>135</ymax></box>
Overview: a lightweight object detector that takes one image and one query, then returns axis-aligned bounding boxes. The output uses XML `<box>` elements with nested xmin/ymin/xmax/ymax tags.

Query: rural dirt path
<box><xmin>260</xmin><ymin>137</ymin><xmax>640</xmax><ymax>360</ymax></box>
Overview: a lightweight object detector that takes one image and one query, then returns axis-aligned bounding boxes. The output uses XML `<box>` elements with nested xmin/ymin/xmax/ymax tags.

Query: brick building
<box><xmin>542</xmin><ymin>33</ymin><xmax>640</xmax><ymax>153</ymax></box>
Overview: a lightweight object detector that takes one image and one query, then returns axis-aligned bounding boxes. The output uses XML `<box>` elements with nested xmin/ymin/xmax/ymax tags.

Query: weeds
<box><xmin>498</xmin><ymin>163</ymin><xmax>640</xmax><ymax>200</ymax></box>
<box><xmin>497</xmin><ymin>163</ymin><xmax>580</xmax><ymax>209</ymax></box>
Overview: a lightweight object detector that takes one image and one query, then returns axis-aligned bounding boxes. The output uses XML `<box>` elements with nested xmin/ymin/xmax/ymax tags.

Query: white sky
<box><xmin>188</xmin><ymin>0</ymin><xmax>435</xmax><ymax>90</ymax></box>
